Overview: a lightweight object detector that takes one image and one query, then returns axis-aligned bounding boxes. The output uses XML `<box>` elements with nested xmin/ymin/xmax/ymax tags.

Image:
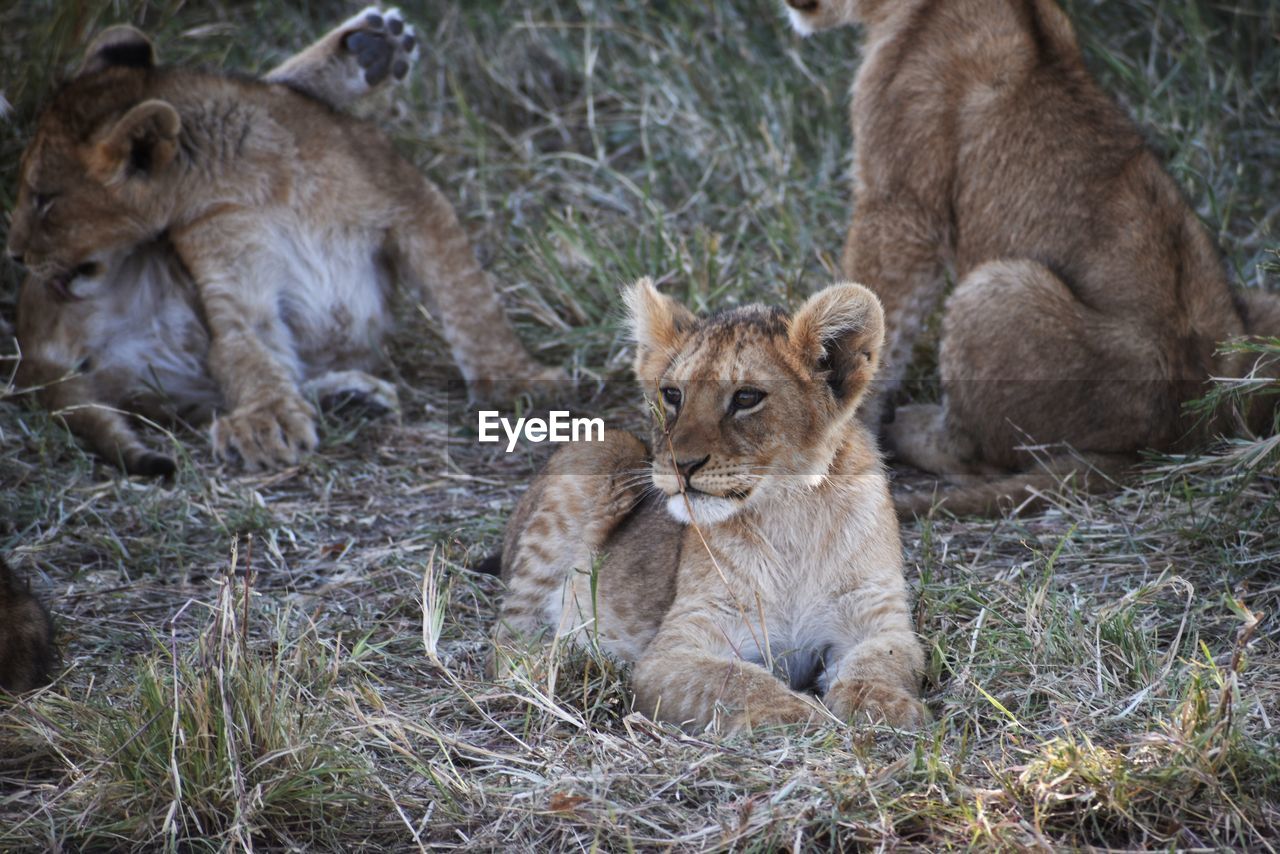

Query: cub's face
<box><xmin>624</xmin><ymin>278</ymin><xmax>884</xmax><ymax>526</ymax></box>
<box><xmin>7</xmin><ymin>36</ymin><xmax>179</xmax><ymax>296</ymax></box>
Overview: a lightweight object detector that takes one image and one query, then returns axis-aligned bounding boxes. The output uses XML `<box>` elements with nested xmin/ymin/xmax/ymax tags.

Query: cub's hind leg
<box><xmin>491</xmin><ymin>430</ymin><xmax>651</xmax><ymax>672</ymax></box>
<box><xmin>386</xmin><ymin>189</ymin><xmax>564</xmax><ymax>401</ymax></box>
<box><xmin>264</xmin><ymin>6</ymin><xmax>419</xmax><ymax>111</ymax></box>
<box><xmin>889</xmin><ymin>259</ymin><xmax>1152</xmax><ymax>516</ymax></box>
<box><xmin>842</xmin><ymin>195</ymin><xmax>951</xmax><ymax>429</ymax></box>
<box><xmin>933</xmin><ymin>259</ymin><xmax>1165</xmax><ymax>470</ymax></box>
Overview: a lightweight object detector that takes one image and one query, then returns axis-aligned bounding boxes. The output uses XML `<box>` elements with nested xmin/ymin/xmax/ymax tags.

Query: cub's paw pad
<box><xmin>211</xmin><ymin>396</ymin><xmax>318</xmax><ymax>471</ymax></box>
<box><xmin>340</xmin><ymin>6</ymin><xmax>418</xmax><ymax>87</ymax></box>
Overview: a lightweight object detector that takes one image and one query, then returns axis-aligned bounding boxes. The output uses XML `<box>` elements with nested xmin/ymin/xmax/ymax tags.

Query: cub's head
<box><xmin>625</xmin><ymin>278</ymin><xmax>884</xmax><ymax>526</ymax></box>
<box><xmin>781</xmin><ymin>0</ymin><xmax>864</xmax><ymax>35</ymax></box>
<box><xmin>7</xmin><ymin>26</ymin><xmax>180</xmax><ymax>294</ymax></box>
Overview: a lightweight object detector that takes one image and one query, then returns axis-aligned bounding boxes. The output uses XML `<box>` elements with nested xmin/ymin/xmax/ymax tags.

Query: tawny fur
<box><xmin>784</xmin><ymin>0</ymin><xmax>1280</xmax><ymax>517</ymax></box>
<box><xmin>0</xmin><ymin>557</ymin><xmax>56</xmax><ymax>694</ymax></box>
<box><xmin>7</xmin><ymin>8</ymin><xmax>560</xmax><ymax>474</ymax></box>
<box><xmin>493</xmin><ymin>279</ymin><xmax>926</xmax><ymax>733</ymax></box>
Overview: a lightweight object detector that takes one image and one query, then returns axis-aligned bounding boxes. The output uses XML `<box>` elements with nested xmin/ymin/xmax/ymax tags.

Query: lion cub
<box><xmin>785</xmin><ymin>0</ymin><xmax>1280</xmax><ymax>515</ymax></box>
<box><xmin>0</xmin><ymin>557</ymin><xmax>56</xmax><ymax>694</ymax></box>
<box><xmin>8</xmin><ymin>9</ymin><xmax>558</xmax><ymax>474</ymax></box>
<box><xmin>492</xmin><ymin>279</ymin><xmax>925</xmax><ymax>732</ymax></box>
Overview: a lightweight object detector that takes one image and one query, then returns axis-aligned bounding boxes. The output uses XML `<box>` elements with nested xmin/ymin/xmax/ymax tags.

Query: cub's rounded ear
<box><xmin>89</xmin><ymin>100</ymin><xmax>181</xmax><ymax>182</ymax></box>
<box><xmin>789</xmin><ymin>282</ymin><xmax>885</xmax><ymax>406</ymax></box>
<box><xmin>79</xmin><ymin>26</ymin><xmax>157</xmax><ymax>76</ymax></box>
<box><xmin>622</xmin><ymin>277</ymin><xmax>697</xmax><ymax>384</ymax></box>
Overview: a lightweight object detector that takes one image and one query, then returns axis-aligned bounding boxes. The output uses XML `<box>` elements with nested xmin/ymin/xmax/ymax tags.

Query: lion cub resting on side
<box><xmin>492</xmin><ymin>279</ymin><xmax>925</xmax><ymax>732</ymax></box>
<box><xmin>8</xmin><ymin>8</ymin><xmax>558</xmax><ymax>474</ymax></box>
<box><xmin>785</xmin><ymin>0</ymin><xmax>1280</xmax><ymax>516</ymax></box>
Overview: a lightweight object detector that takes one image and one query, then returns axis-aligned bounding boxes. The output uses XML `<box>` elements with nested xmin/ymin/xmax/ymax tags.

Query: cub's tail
<box><xmin>894</xmin><ymin>453</ymin><xmax>1133</xmax><ymax>520</ymax></box>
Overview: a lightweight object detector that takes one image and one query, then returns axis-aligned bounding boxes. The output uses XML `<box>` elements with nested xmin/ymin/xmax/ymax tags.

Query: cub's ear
<box><xmin>622</xmin><ymin>277</ymin><xmax>697</xmax><ymax>384</ymax></box>
<box><xmin>79</xmin><ymin>26</ymin><xmax>157</xmax><ymax>76</ymax></box>
<box><xmin>789</xmin><ymin>282</ymin><xmax>884</xmax><ymax>409</ymax></box>
<box><xmin>89</xmin><ymin>100</ymin><xmax>181</xmax><ymax>182</ymax></box>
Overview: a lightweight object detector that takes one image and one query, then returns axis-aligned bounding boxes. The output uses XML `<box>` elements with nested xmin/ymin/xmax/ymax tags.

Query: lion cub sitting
<box><xmin>8</xmin><ymin>8</ymin><xmax>558</xmax><ymax>474</ymax></box>
<box><xmin>784</xmin><ymin>0</ymin><xmax>1280</xmax><ymax>515</ymax></box>
<box><xmin>492</xmin><ymin>279</ymin><xmax>925</xmax><ymax>732</ymax></box>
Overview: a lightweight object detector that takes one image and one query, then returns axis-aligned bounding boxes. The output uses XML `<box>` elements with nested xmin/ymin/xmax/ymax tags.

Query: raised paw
<box><xmin>340</xmin><ymin>6</ymin><xmax>419</xmax><ymax>89</ymax></box>
<box><xmin>824</xmin><ymin>679</ymin><xmax>929</xmax><ymax>729</ymax></box>
<box><xmin>211</xmin><ymin>394</ymin><xmax>318</xmax><ymax>471</ymax></box>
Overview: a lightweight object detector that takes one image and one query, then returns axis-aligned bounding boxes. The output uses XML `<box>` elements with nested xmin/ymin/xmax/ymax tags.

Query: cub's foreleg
<box><xmin>264</xmin><ymin>6</ymin><xmax>419</xmax><ymax>111</ymax></box>
<box><xmin>632</xmin><ymin>607</ymin><xmax>823</xmax><ymax>733</ymax></box>
<box><xmin>173</xmin><ymin>229</ymin><xmax>317</xmax><ymax>470</ymax></box>
<box><xmin>820</xmin><ymin>585</ymin><xmax>926</xmax><ymax>728</ymax></box>
<box><xmin>492</xmin><ymin>431</ymin><xmax>651</xmax><ymax>671</ymax></box>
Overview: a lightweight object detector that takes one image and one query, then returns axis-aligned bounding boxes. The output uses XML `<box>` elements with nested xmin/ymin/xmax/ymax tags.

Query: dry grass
<box><xmin>1</xmin><ymin>0</ymin><xmax>1278</xmax><ymax>850</ymax></box>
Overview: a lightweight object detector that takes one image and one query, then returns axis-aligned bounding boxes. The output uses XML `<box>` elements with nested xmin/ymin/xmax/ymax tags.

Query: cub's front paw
<box><xmin>722</xmin><ymin>692</ymin><xmax>822</xmax><ymax>734</ymax></box>
<box><xmin>340</xmin><ymin>6</ymin><xmax>419</xmax><ymax>89</ymax></box>
<box><xmin>824</xmin><ymin>680</ymin><xmax>928</xmax><ymax>729</ymax></box>
<box><xmin>211</xmin><ymin>395</ymin><xmax>318</xmax><ymax>470</ymax></box>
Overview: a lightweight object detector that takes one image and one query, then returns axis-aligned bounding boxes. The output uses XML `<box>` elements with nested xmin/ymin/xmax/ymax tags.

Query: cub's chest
<box><xmin>692</xmin><ymin>529</ymin><xmax>844</xmax><ymax>670</ymax></box>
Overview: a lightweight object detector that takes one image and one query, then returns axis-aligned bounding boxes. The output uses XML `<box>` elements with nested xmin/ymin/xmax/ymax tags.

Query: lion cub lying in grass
<box><xmin>491</xmin><ymin>279</ymin><xmax>925</xmax><ymax>732</ymax></box>
<box><xmin>8</xmin><ymin>8</ymin><xmax>558</xmax><ymax>474</ymax></box>
<box><xmin>785</xmin><ymin>0</ymin><xmax>1280</xmax><ymax>515</ymax></box>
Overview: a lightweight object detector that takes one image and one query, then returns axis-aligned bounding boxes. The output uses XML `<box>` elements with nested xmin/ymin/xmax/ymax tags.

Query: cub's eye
<box><xmin>661</xmin><ymin>387</ymin><xmax>682</xmax><ymax>408</ymax></box>
<box><xmin>32</xmin><ymin>193</ymin><xmax>54</xmax><ymax>215</ymax></box>
<box><xmin>731</xmin><ymin>388</ymin><xmax>766</xmax><ymax>412</ymax></box>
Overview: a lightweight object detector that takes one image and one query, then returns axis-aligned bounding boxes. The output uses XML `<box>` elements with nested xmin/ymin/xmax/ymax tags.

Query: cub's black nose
<box><xmin>676</xmin><ymin>455</ymin><xmax>710</xmax><ymax>485</ymax></box>
<box><xmin>787</xmin><ymin>0</ymin><xmax>819</xmax><ymax>10</ymax></box>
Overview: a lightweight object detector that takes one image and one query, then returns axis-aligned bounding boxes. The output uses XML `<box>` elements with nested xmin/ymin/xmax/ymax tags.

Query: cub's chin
<box><xmin>664</xmin><ymin>491</ymin><xmax>744</xmax><ymax>526</ymax></box>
